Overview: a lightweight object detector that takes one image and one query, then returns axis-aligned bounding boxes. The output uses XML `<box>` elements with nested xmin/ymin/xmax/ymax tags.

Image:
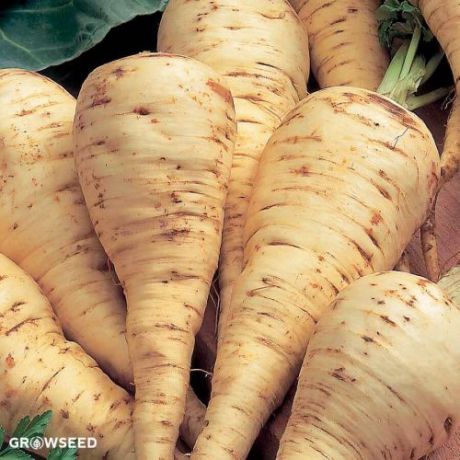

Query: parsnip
<box><xmin>256</xmin><ymin>258</ymin><xmax>457</xmax><ymax>459</ymax></box>
<box><xmin>0</xmin><ymin>69</ymin><xmax>130</xmax><ymax>388</ymax></box>
<box><xmin>0</xmin><ymin>254</ymin><xmax>134</xmax><ymax>460</ymax></box>
<box><xmin>158</xmin><ymin>0</ymin><xmax>309</xmax><ymax>331</ymax></box>
<box><xmin>439</xmin><ymin>265</ymin><xmax>460</xmax><ymax>305</ymax></box>
<box><xmin>191</xmin><ymin>87</ymin><xmax>439</xmax><ymax>460</ymax></box>
<box><xmin>0</xmin><ymin>252</ymin><xmax>202</xmax><ymax>459</ymax></box>
<box><xmin>440</xmin><ymin>97</ymin><xmax>460</xmax><ymax>186</ymax></box>
<box><xmin>74</xmin><ymin>53</ymin><xmax>236</xmax><ymax>460</ymax></box>
<box><xmin>181</xmin><ymin>388</ymin><xmax>206</xmax><ymax>450</ymax></box>
<box><xmin>298</xmin><ymin>0</ymin><xmax>388</xmax><ymax>90</ymax></box>
<box><xmin>406</xmin><ymin>0</ymin><xmax>460</xmax><ymax>277</ymax></box>
<box><xmin>277</xmin><ymin>271</ymin><xmax>460</xmax><ymax>459</ymax></box>
<box><xmin>419</xmin><ymin>0</ymin><xmax>460</xmax><ymax>185</ymax></box>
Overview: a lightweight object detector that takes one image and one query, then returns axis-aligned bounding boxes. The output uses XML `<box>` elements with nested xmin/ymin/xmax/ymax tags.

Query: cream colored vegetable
<box><xmin>0</xmin><ymin>254</ymin><xmax>134</xmax><ymax>460</ymax></box>
<box><xmin>410</xmin><ymin>0</ymin><xmax>460</xmax><ymax>179</ymax></box>
<box><xmin>181</xmin><ymin>388</ymin><xmax>206</xmax><ymax>450</ymax></box>
<box><xmin>0</xmin><ymin>253</ymin><xmax>203</xmax><ymax>459</ymax></box>
<box><xmin>277</xmin><ymin>271</ymin><xmax>460</xmax><ymax>459</ymax></box>
<box><xmin>0</xmin><ymin>68</ymin><xmax>227</xmax><ymax>449</ymax></box>
<box><xmin>191</xmin><ymin>87</ymin><xmax>439</xmax><ymax>460</ymax></box>
<box><xmin>0</xmin><ymin>69</ymin><xmax>130</xmax><ymax>388</ymax></box>
<box><xmin>440</xmin><ymin>98</ymin><xmax>460</xmax><ymax>187</ymax></box>
<box><xmin>158</xmin><ymin>0</ymin><xmax>309</xmax><ymax>331</ymax></box>
<box><xmin>298</xmin><ymin>0</ymin><xmax>388</xmax><ymax>90</ymax></box>
<box><xmin>74</xmin><ymin>53</ymin><xmax>236</xmax><ymax>460</ymax></box>
<box><xmin>413</xmin><ymin>0</ymin><xmax>460</xmax><ymax>279</ymax></box>
<box><xmin>256</xmin><ymin>260</ymin><xmax>459</xmax><ymax>457</ymax></box>
<box><xmin>439</xmin><ymin>265</ymin><xmax>460</xmax><ymax>305</ymax></box>
<box><xmin>427</xmin><ymin>264</ymin><xmax>460</xmax><ymax>460</ymax></box>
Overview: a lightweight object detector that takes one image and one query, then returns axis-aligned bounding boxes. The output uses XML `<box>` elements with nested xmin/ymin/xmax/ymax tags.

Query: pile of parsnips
<box><xmin>0</xmin><ymin>1</ymin><xmax>460</xmax><ymax>460</ymax></box>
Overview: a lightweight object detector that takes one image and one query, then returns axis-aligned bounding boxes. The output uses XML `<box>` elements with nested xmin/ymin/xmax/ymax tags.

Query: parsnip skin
<box><xmin>413</xmin><ymin>0</ymin><xmax>460</xmax><ymax>92</ymax></box>
<box><xmin>409</xmin><ymin>0</ymin><xmax>460</xmax><ymax>278</ymax></box>
<box><xmin>421</xmin><ymin>207</ymin><xmax>440</xmax><ymax>281</ymax></box>
<box><xmin>411</xmin><ymin>0</ymin><xmax>460</xmax><ymax>185</ymax></box>
<box><xmin>256</xmin><ymin>262</ymin><xmax>460</xmax><ymax>458</ymax></box>
<box><xmin>0</xmin><ymin>69</ymin><xmax>217</xmax><ymax>445</ymax></box>
<box><xmin>181</xmin><ymin>389</ymin><xmax>206</xmax><ymax>450</ymax></box>
<box><xmin>277</xmin><ymin>271</ymin><xmax>460</xmax><ymax>460</ymax></box>
<box><xmin>299</xmin><ymin>0</ymin><xmax>389</xmax><ymax>90</ymax></box>
<box><xmin>439</xmin><ymin>265</ymin><xmax>460</xmax><ymax>306</ymax></box>
<box><xmin>74</xmin><ymin>53</ymin><xmax>236</xmax><ymax>460</ymax></box>
<box><xmin>191</xmin><ymin>87</ymin><xmax>439</xmax><ymax>460</ymax></box>
<box><xmin>158</xmin><ymin>0</ymin><xmax>309</xmax><ymax>331</ymax></box>
<box><xmin>256</xmin><ymin>263</ymin><xmax>460</xmax><ymax>458</ymax></box>
<box><xmin>0</xmin><ymin>69</ymin><xmax>130</xmax><ymax>388</ymax></box>
<box><xmin>0</xmin><ymin>254</ymin><xmax>134</xmax><ymax>460</ymax></box>
<box><xmin>440</xmin><ymin>97</ymin><xmax>460</xmax><ymax>186</ymax></box>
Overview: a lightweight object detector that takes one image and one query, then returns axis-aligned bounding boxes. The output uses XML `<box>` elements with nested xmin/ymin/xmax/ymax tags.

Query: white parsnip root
<box><xmin>181</xmin><ymin>389</ymin><xmax>206</xmax><ymax>450</ymax></box>
<box><xmin>0</xmin><ymin>254</ymin><xmax>135</xmax><ymax>460</ymax></box>
<box><xmin>413</xmin><ymin>0</ymin><xmax>460</xmax><ymax>278</ymax></box>
<box><xmin>0</xmin><ymin>252</ymin><xmax>204</xmax><ymax>459</ymax></box>
<box><xmin>277</xmin><ymin>271</ymin><xmax>460</xmax><ymax>460</ymax></box>
<box><xmin>158</xmin><ymin>0</ymin><xmax>309</xmax><ymax>331</ymax></box>
<box><xmin>439</xmin><ymin>265</ymin><xmax>460</xmax><ymax>305</ymax></box>
<box><xmin>298</xmin><ymin>0</ymin><xmax>388</xmax><ymax>90</ymax></box>
<box><xmin>74</xmin><ymin>53</ymin><xmax>236</xmax><ymax>460</ymax></box>
<box><xmin>191</xmin><ymin>87</ymin><xmax>439</xmax><ymax>460</ymax></box>
<box><xmin>0</xmin><ymin>69</ymin><xmax>130</xmax><ymax>388</ymax></box>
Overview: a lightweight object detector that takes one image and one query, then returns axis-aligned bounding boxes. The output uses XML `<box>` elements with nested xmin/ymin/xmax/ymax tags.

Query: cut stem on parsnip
<box><xmin>376</xmin><ymin>0</ymin><xmax>449</xmax><ymax>110</ymax></box>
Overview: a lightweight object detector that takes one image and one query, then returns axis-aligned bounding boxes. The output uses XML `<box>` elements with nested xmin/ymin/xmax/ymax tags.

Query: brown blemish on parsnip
<box><xmin>206</xmin><ymin>80</ymin><xmax>232</xmax><ymax>104</ymax></box>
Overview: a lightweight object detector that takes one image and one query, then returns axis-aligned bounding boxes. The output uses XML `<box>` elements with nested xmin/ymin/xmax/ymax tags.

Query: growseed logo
<box><xmin>29</xmin><ymin>436</ymin><xmax>45</xmax><ymax>450</ymax></box>
<box><xmin>9</xmin><ymin>436</ymin><xmax>97</xmax><ymax>450</ymax></box>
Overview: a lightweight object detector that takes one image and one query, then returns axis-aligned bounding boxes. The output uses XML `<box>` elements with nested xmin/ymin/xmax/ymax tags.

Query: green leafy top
<box><xmin>0</xmin><ymin>0</ymin><xmax>169</xmax><ymax>71</ymax></box>
<box><xmin>376</xmin><ymin>0</ymin><xmax>449</xmax><ymax>110</ymax></box>
<box><xmin>0</xmin><ymin>412</ymin><xmax>77</xmax><ymax>460</ymax></box>
<box><xmin>10</xmin><ymin>413</ymin><xmax>52</xmax><ymax>441</ymax></box>
<box><xmin>46</xmin><ymin>448</ymin><xmax>78</xmax><ymax>460</ymax></box>
<box><xmin>377</xmin><ymin>0</ymin><xmax>432</xmax><ymax>48</ymax></box>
